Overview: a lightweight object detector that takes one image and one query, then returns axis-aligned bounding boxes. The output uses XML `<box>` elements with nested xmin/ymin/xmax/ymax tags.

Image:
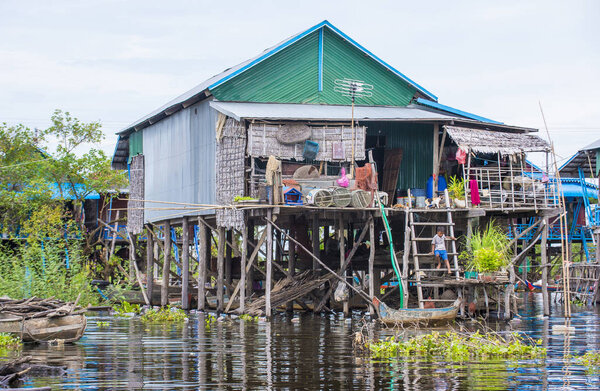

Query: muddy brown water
<box><xmin>2</xmin><ymin>293</ymin><xmax>599</xmax><ymax>390</ymax></box>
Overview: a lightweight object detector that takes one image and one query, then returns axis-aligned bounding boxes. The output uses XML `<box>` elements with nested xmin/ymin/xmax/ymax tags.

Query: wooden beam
<box><xmin>338</xmin><ymin>215</ymin><xmax>348</xmax><ymax>317</ymax></box>
<box><xmin>197</xmin><ymin>219</ymin><xmax>208</xmax><ymax>311</ymax></box>
<box><xmin>541</xmin><ymin>219</ymin><xmax>549</xmax><ymax>316</ymax></box>
<box><xmin>265</xmin><ymin>209</ymin><xmax>273</xmax><ymax>317</ymax></box>
<box><xmin>225</xmin><ymin>230</ymin><xmax>233</xmax><ymax>296</ymax></box>
<box><xmin>368</xmin><ymin>216</ymin><xmax>375</xmax><ymax>315</ymax></box>
<box><xmin>146</xmin><ymin>226</ymin><xmax>154</xmax><ymax>306</ymax></box>
<box><xmin>161</xmin><ymin>221</ymin><xmax>171</xmax><ymax>307</ymax></box>
<box><xmin>312</xmin><ymin>215</ymin><xmax>320</xmax><ymax>271</ymax></box>
<box><xmin>181</xmin><ymin>217</ymin><xmax>190</xmax><ymax>310</ymax></box>
<box><xmin>240</xmin><ymin>220</ymin><xmax>247</xmax><ymax>314</ymax></box>
<box><xmin>217</xmin><ymin>226</ymin><xmax>225</xmax><ymax>313</ymax></box>
<box><xmin>287</xmin><ymin>216</ymin><xmax>296</xmax><ymax>312</ymax></box>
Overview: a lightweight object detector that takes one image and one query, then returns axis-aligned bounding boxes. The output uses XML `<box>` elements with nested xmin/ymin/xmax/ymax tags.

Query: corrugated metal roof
<box><xmin>210</xmin><ymin>101</ymin><xmax>460</xmax><ymax>122</ymax></box>
<box><xmin>415</xmin><ymin>98</ymin><xmax>502</xmax><ymax>124</ymax></box>
<box><xmin>582</xmin><ymin>138</ymin><xmax>600</xmax><ymax>151</ymax></box>
<box><xmin>445</xmin><ymin>125</ymin><xmax>550</xmax><ymax>154</ymax></box>
<box><xmin>117</xmin><ymin>20</ymin><xmax>437</xmax><ymax>137</ymax></box>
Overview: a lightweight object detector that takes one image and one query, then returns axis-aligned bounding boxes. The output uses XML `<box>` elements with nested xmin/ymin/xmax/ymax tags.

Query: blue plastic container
<box><xmin>410</xmin><ymin>188</ymin><xmax>426</xmax><ymax>197</ymax></box>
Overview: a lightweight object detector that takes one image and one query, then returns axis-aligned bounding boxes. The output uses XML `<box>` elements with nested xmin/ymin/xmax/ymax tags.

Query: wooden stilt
<box><xmin>368</xmin><ymin>216</ymin><xmax>375</xmax><ymax>315</ymax></box>
<box><xmin>312</xmin><ymin>215</ymin><xmax>320</xmax><ymax>271</ymax></box>
<box><xmin>240</xmin><ymin>217</ymin><xmax>248</xmax><ymax>314</ymax></box>
<box><xmin>197</xmin><ymin>219</ymin><xmax>208</xmax><ymax>311</ymax></box>
<box><xmin>181</xmin><ymin>217</ymin><xmax>190</xmax><ymax>310</ymax></box>
<box><xmin>217</xmin><ymin>226</ymin><xmax>225</xmax><ymax>313</ymax></box>
<box><xmin>541</xmin><ymin>219</ymin><xmax>550</xmax><ymax>316</ymax></box>
<box><xmin>161</xmin><ymin>221</ymin><xmax>171</xmax><ymax>307</ymax></box>
<box><xmin>266</xmin><ymin>209</ymin><xmax>273</xmax><ymax>317</ymax></box>
<box><xmin>146</xmin><ymin>226</ymin><xmax>154</xmax><ymax>306</ymax></box>
<box><xmin>225</xmin><ymin>230</ymin><xmax>232</xmax><ymax>296</ymax></box>
<box><xmin>246</xmin><ymin>221</ymin><xmax>255</xmax><ymax>298</ymax></box>
<box><xmin>338</xmin><ymin>215</ymin><xmax>348</xmax><ymax>317</ymax></box>
<box><xmin>287</xmin><ymin>216</ymin><xmax>296</xmax><ymax>312</ymax></box>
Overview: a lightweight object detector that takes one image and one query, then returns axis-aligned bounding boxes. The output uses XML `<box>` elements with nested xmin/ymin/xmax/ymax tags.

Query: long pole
<box><xmin>350</xmin><ymin>95</ymin><xmax>356</xmax><ymax>178</ymax></box>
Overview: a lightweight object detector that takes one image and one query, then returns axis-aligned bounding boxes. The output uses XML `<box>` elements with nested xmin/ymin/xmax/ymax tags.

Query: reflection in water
<box><xmin>1</xmin><ymin>293</ymin><xmax>598</xmax><ymax>390</ymax></box>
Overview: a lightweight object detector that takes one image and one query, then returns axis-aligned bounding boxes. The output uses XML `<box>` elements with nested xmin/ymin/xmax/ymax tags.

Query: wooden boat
<box><xmin>374</xmin><ymin>297</ymin><xmax>460</xmax><ymax>325</ymax></box>
<box><xmin>0</xmin><ymin>313</ymin><xmax>87</xmax><ymax>343</ymax></box>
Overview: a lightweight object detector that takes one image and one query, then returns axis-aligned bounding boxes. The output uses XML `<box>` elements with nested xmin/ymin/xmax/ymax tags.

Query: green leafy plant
<box><xmin>96</xmin><ymin>321</ymin><xmax>109</xmax><ymax>328</ymax></box>
<box><xmin>141</xmin><ymin>306</ymin><xmax>188</xmax><ymax>323</ymax></box>
<box><xmin>366</xmin><ymin>331</ymin><xmax>545</xmax><ymax>361</ymax></box>
<box><xmin>113</xmin><ymin>301</ymin><xmax>141</xmax><ymax>316</ymax></box>
<box><xmin>204</xmin><ymin>313</ymin><xmax>217</xmax><ymax>329</ymax></box>
<box><xmin>460</xmin><ymin>221</ymin><xmax>511</xmax><ymax>273</ymax></box>
<box><xmin>448</xmin><ymin>176</ymin><xmax>465</xmax><ymax>199</ymax></box>
<box><xmin>0</xmin><ymin>333</ymin><xmax>22</xmax><ymax>350</ymax></box>
<box><xmin>577</xmin><ymin>351</ymin><xmax>600</xmax><ymax>372</ymax></box>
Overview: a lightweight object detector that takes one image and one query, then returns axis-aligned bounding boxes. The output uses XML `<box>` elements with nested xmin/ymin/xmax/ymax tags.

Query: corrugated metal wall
<box><xmin>143</xmin><ymin>99</ymin><xmax>217</xmax><ymax>222</ymax></box>
<box><xmin>366</xmin><ymin>122</ymin><xmax>433</xmax><ymax>191</ymax></box>
<box><xmin>210</xmin><ymin>27</ymin><xmax>418</xmax><ymax>106</ymax></box>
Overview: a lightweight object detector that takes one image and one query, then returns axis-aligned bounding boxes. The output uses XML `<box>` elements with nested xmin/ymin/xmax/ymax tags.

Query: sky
<box><xmin>1</xmin><ymin>0</ymin><xmax>599</xmax><ymax>168</ymax></box>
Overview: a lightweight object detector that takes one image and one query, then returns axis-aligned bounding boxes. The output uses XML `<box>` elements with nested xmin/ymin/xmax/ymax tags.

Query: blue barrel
<box><xmin>426</xmin><ymin>175</ymin><xmax>434</xmax><ymax>198</ymax></box>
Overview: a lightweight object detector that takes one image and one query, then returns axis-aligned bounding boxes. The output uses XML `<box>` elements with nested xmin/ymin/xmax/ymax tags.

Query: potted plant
<box><xmin>459</xmin><ymin>221</ymin><xmax>512</xmax><ymax>280</ymax></box>
<box><xmin>448</xmin><ymin>176</ymin><xmax>466</xmax><ymax>208</ymax></box>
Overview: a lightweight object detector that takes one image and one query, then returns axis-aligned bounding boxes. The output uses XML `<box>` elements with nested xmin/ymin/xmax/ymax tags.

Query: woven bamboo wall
<box><xmin>127</xmin><ymin>154</ymin><xmax>144</xmax><ymax>234</ymax></box>
<box><xmin>247</xmin><ymin>123</ymin><xmax>365</xmax><ymax>161</ymax></box>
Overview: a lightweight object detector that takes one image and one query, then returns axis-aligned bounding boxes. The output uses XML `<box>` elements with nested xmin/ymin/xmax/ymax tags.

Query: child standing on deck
<box><xmin>431</xmin><ymin>227</ymin><xmax>456</xmax><ymax>275</ymax></box>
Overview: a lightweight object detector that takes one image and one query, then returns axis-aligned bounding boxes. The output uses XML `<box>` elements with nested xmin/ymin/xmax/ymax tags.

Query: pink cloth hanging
<box><xmin>469</xmin><ymin>179</ymin><xmax>481</xmax><ymax>205</ymax></box>
<box><xmin>455</xmin><ymin>147</ymin><xmax>467</xmax><ymax>165</ymax></box>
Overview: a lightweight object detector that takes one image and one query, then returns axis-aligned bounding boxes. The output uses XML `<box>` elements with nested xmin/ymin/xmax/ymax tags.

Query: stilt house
<box><xmin>111</xmin><ymin>20</ymin><xmax>559</xmax><ymax>317</ymax></box>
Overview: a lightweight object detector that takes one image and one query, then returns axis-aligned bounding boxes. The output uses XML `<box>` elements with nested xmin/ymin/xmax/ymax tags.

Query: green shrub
<box><xmin>448</xmin><ymin>176</ymin><xmax>465</xmax><ymax>199</ymax></box>
<box><xmin>0</xmin><ymin>333</ymin><xmax>22</xmax><ymax>350</ymax></box>
<box><xmin>113</xmin><ymin>301</ymin><xmax>141</xmax><ymax>316</ymax></box>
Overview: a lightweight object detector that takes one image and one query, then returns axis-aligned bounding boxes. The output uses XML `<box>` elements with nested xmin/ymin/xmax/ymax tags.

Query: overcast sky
<box><xmin>1</xmin><ymin>0</ymin><xmax>598</xmax><ymax>168</ymax></box>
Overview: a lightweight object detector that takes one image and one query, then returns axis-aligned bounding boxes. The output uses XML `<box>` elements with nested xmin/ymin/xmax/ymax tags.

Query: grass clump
<box><xmin>141</xmin><ymin>306</ymin><xmax>187</xmax><ymax>323</ymax></box>
<box><xmin>0</xmin><ymin>333</ymin><xmax>22</xmax><ymax>350</ymax></box>
<box><xmin>113</xmin><ymin>301</ymin><xmax>141</xmax><ymax>316</ymax></box>
<box><xmin>367</xmin><ymin>331</ymin><xmax>545</xmax><ymax>361</ymax></box>
<box><xmin>460</xmin><ymin>221</ymin><xmax>511</xmax><ymax>273</ymax></box>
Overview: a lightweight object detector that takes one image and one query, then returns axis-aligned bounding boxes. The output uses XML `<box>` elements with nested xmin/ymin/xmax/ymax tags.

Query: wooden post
<box><xmin>368</xmin><ymin>216</ymin><xmax>375</xmax><ymax>315</ymax></box>
<box><xmin>240</xmin><ymin>218</ymin><xmax>248</xmax><ymax>314</ymax></box>
<box><xmin>197</xmin><ymin>219</ymin><xmax>208</xmax><ymax>311</ymax></box>
<box><xmin>225</xmin><ymin>230</ymin><xmax>233</xmax><ymax>296</ymax></box>
<box><xmin>217</xmin><ymin>226</ymin><xmax>225</xmax><ymax>313</ymax></box>
<box><xmin>287</xmin><ymin>216</ymin><xmax>296</xmax><ymax>312</ymax></box>
<box><xmin>541</xmin><ymin>219</ymin><xmax>550</xmax><ymax>316</ymax></box>
<box><xmin>312</xmin><ymin>215</ymin><xmax>320</xmax><ymax>271</ymax></box>
<box><xmin>161</xmin><ymin>221</ymin><xmax>171</xmax><ymax>307</ymax></box>
<box><xmin>266</xmin><ymin>209</ymin><xmax>273</xmax><ymax>317</ymax></box>
<box><xmin>433</xmin><ymin>123</ymin><xmax>439</xmax><ymax>192</ymax></box>
<box><xmin>146</xmin><ymin>226</ymin><xmax>154</xmax><ymax>306</ymax></box>
<box><xmin>246</xmin><ymin>221</ymin><xmax>255</xmax><ymax>298</ymax></box>
<box><xmin>338</xmin><ymin>215</ymin><xmax>348</xmax><ymax>317</ymax></box>
<box><xmin>181</xmin><ymin>217</ymin><xmax>190</xmax><ymax>310</ymax></box>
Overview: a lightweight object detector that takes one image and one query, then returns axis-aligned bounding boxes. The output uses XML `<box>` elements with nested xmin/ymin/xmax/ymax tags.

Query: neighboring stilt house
<box><xmin>111</xmin><ymin>20</ymin><xmax>559</xmax><ymax>317</ymax></box>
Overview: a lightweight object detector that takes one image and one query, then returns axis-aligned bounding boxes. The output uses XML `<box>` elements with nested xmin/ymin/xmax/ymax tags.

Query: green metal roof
<box><xmin>210</xmin><ymin>22</ymin><xmax>424</xmax><ymax>106</ymax></box>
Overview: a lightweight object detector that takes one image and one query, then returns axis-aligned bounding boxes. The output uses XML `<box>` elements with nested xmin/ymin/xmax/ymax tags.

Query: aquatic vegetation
<box><xmin>204</xmin><ymin>314</ymin><xmax>217</xmax><ymax>329</ymax></box>
<box><xmin>113</xmin><ymin>301</ymin><xmax>141</xmax><ymax>316</ymax></box>
<box><xmin>141</xmin><ymin>306</ymin><xmax>188</xmax><ymax>323</ymax></box>
<box><xmin>575</xmin><ymin>351</ymin><xmax>600</xmax><ymax>372</ymax></box>
<box><xmin>460</xmin><ymin>221</ymin><xmax>511</xmax><ymax>273</ymax></box>
<box><xmin>234</xmin><ymin>196</ymin><xmax>257</xmax><ymax>202</ymax></box>
<box><xmin>239</xmin><ymin>314</ymin><xmax>259</xmax><ymax>322</ymax></box>
<box><xmin>96</xmin><ymin>321</ymin><xmax>109</xmax><ymax>328</ymax></box>
<box><xmin>367</xmin><ymin>331</ymin><xmax>545</xmax><ymax>361</ymax></box>
<box><xmin>0</xmin><ymin>333</ymin><xmax>22</xmax><ymax>350</ymax></box>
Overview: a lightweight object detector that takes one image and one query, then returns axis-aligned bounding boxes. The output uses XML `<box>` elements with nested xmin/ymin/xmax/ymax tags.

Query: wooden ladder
<box><xmin>408</xmin><ymin>190</ymin><xmax>460</xmax><ymax>309</ymax></box>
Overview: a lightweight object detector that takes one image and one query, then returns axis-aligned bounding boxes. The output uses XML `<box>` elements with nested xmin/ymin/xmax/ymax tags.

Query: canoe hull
<box><xmin>376</xmin><ymin>298</ymin><xmax>459</xmax><ymax>325</ymax></box>
<box><xmin>0</xmin><ymin>314</ymin><xmax>87</xmax><ymax>343</ymax></box>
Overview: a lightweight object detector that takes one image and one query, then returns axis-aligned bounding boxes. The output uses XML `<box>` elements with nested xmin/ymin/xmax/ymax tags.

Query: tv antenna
<box><xmin>334</xmin><ymin>78</ymin><xmax>374</xmax><ymax>177</ymax></box>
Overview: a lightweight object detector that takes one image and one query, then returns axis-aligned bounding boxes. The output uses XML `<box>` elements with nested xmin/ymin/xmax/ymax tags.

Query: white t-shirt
<box><xmin>432</xmin><ymin>235</ymin><xmax>446</xmax><ymax>251</ymax></box>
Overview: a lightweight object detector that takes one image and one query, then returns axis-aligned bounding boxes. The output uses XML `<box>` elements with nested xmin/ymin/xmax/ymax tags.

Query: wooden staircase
<box><xmin>407</xmin><ymin>190</ymin><xmax>461</xmax><ymax>309</ymax></box>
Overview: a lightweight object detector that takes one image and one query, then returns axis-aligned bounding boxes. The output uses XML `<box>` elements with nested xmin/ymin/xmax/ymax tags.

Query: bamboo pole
<box><xmin>146</xmin><ymin>226</ymin><xmax>154</xmax><ymax>306</ymax></box>
<box><xmin>368</xmin><ymin>215</ymin><xmax>375</xmax><ymax>316</ymax></box>
<box><xmin>217</xmin><ymin>226</ymin><xmax>225</xmax><ymax>313</ymax></box>
<box><xmin>197</xmin><ymin>219</ymin><xmax>209</xmax><ymax>311</ymax></box>
<box><xmin>161</xmin><ymin>221</ymin><xmax>171</xmax><ymax>307</ymax></box>
<box><xmin>265</xmin><ymin>209</ymin><xmax>273</xmax><ymax>318</ymax></box>
<box><xmin>240</xmin><ymin>220</ymin><xmax>247</xmax><ymax>314</ymax></box>
<box><xmin>182</xmin><ymin>217</ymin><xmax>190</xmax><ymax>310</ymax></box>
<box><xmin>287</xmin><ymin>216</ymin><xmax>296</xmax><ymax>312</ymax></box>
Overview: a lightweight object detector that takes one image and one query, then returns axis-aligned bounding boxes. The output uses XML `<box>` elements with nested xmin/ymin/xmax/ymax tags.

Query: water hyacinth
<box><xmin>367</xmin><ymin>331</ymin><xmax>546</xmax><ymax>361</ymax></box>
<box><xmin>141</xmin><ymin>306</ymin><xmax>188</xmax><ymax>323</ymax></box>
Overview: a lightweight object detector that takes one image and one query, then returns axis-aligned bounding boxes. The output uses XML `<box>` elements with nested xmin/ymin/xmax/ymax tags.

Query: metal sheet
<box><xmin>143</xmin><ymin>99</ymin><xmax>216</xmax><ymax>222</ymax></box>
<box><xmin>210</xmin><ymin>101</ymin><xmax>459</xmax><ymax>122</ymax></box>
